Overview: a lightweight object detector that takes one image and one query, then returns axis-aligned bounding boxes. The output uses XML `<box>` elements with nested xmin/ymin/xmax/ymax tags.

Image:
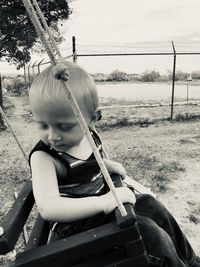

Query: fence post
<box><xmin>72</xmin><ymin>36</ymin><xmax>77</xmax><ymax>63</ymax></box>
<box><xmin>0</xmin><ymin>74</ymin><xmax>3</xmax><ymax>109</ymax></box>
<box><xmin>32</xmin><ymin>60</ymin><xmax>37</xmax><ymax>76</ymax></box>
<box><xmin>27</xmin><ymin>63</ymin><xmax>31</xmax><ymax>90</ymax></box>
<box><xmin>171</xmin><ymin>41</ymin><xmax>176</xmax><ymax>120</ymax></box>
<box><xmin>0</xmin><ymin>74</ymin><xmax>5</xmax><ymax>130</ymax></box>
<box><xmin>23</xmin><ymin>61</ymin><xmax>27</xmax><ymax>84</ymax></box>
<box><xmin>38</xmin><ymin>58</ymin><xmax>44</xmax><ymax>74</ymax></box>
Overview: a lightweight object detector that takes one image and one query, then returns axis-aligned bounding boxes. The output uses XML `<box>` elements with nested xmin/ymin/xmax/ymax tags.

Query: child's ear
<box><xmin>91</xmin><ymin>109</ymin><xmax>102</xmax><ymax>122</ymax></box>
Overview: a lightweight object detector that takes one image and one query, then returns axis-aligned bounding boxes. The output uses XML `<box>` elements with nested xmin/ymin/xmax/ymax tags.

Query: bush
<box><xmin>91</xmin><ymin>73</ymin><xmax>108</xmax><ymax>82</ymax></box>
<box><xmin>5</xmin><ymin>76</ymin><xmax>28</xmax><ymax>95</ymax></box>
<box><xmin>166</xmin><ymin>69</ymin><xmax>188</xmax><ymax>81</ymax></box>
<box><xmin>140</xmin><ymin>70</ymin><xmax>161</xmax><ymax>82</ymax></box>
<box><xmin>191</xmin><ymin>71</ymin><xmax>200</xmax><ymax>80</ymax></box>
<box><xmin>107</xmin><ymin>69</ymin><xmax>129</xmax><ymax>82</ymax></box>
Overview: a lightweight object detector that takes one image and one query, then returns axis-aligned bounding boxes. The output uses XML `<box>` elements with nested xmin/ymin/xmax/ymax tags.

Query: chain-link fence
<box><xmin>26</xmin><ymin>37</ymin><xmax>200</xmax><ymax>122</ymax></box>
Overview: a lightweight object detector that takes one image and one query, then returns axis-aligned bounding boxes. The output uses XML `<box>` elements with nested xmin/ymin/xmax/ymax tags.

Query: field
<box><xmin>0</xmin><ymin>92</ymin><xmax>200</xmax><ymax>265</ymax></box>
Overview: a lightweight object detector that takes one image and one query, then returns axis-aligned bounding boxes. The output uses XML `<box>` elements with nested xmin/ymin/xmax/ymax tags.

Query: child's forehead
<box><xmin>32</xmin><ymin>100</ymin><xmax>90</xmax><ymax>123</ymax></box>
<box><xmin>34</xmin><ymin>110</ymin><xmax>77</xmax><ymax>125</ymax></box>
<box><xmin>33</xmin><ymin>101</ymin><xmax>72</xmax><ymax>116</ymax></box>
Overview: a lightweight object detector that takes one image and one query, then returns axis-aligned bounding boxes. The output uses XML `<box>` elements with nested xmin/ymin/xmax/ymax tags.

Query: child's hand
<box><xmin>100</xmin><ymin>187</ymin><xmax>136</xmax><ymax>214</ymax></box>
<box><xmin>124</xmin><ymin>175</ymin><xmax>157</xmax><ymax>198</ymax></box>
<box><xmin>104</xmin><ymin>159</ymin><xmax>126</xmax><ymax>179</ymax></box>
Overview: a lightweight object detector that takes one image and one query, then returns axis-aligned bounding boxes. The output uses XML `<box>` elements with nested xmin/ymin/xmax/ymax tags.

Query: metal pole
<box><xmin>37</xmin><ymin>58</ymin><xmax>44</xmax><ymax>74</ymax></box>
<box><xmin>0</xmin><ymin>74</ymin><xmax>4</xmax><ymax>130</ymax></box>
<box><xmin>0</xmin><ymin>74</ymin><xmax>3</xmax><ymax>109</ymax></box>
<box><xmin>186</xmin><ymin>74</ymin><xmax>192</xmax><ymax>105</ymax></box>
<box><xmin>72</xmin><ymin>36</ymin><xmax>77</xmax><ymax>63</ymax></box>
<box><xmin>27</xmin><ymin>63</ymin><xmax>31</xmax><ymax>89</ymax></box>
<box><xmin>23</xmin><ymin>61</ymin><xmax>27</xmax><ymax>84</ymax></box>
<box><xmin>32</xmin><ymin>60</ymin><xmax>37</xmax><ymax>76</ymax></box>
<box><xmin>171</xmin><ymin>41</ymin><xmax>176</xmax><ymax>120</ymax></box>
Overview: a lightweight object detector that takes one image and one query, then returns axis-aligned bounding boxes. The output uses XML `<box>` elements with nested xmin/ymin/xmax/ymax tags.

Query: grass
<box><xmin>96</xmin><ymin>111</ymin><xmax>200</xmax><ymax>132</ymax></box>
<box><xmin>174</xmin><ymin>113</ymin><xmax>200</xmax><ymax>122</ymax></box>
<box><xmin>111</xmin><ymin>148</ymin><xmax>185</xmax><ymax>193</ymax></box>
<box><xmin>1</xmin><ymin>94</ymin><xmax>200</xmax><ymax>265</ymax></box>
<box><xmin>188</xmin><ymin>206</ymin><xmax>200</xmax><ymax>224</ymax></box>
<box><xmin>151</xmin><ymin>160</ymin><xmax>185</xmax><ymax>193</ymax></box>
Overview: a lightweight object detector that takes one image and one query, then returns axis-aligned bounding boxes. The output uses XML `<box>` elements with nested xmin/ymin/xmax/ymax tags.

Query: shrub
<box><xmin>5</xmin><ymin>76</ymin><xmax>28</xmax><ymax>95</ymax></box>
<box><xmin>107</xmin><ymin>69</ymin><xmax>129</xmax><ymax>82</ymax></box>
<box><xmin>166</xmin><ymin>69</ymin><xmax>188</xmax><ymax>81</ymax></box>
<box><xmin>140</xmin><ymin>70</ymin><xmax>161</xmax><ymax>82</ymax></box>
<box><xmin>191</xmin><ymin>71</ymin><xmax>200</xmax><ymax>80</ymax></box>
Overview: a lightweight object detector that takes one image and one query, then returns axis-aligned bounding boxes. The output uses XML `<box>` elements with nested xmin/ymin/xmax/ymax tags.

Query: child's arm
<box><xmin>104</xmin><ymin>158</ymin><xmax>156</xmax><ymax>197</ymax></box>
<box><xmin>31</xmin><ymin>151</ymin><xmax>135</xmax><ymax>223</ymax></box>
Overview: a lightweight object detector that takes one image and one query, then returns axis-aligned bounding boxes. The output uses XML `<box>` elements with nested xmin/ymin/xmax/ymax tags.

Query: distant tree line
<box><xmin>91</xmin><ymin>69</ymin><xmax>200</xmax><ymax>82</ymax></box>
<box><xmin>3</xmin><ymin>68</ymin><xmax>200</xmax><ymax>98</ymax></box>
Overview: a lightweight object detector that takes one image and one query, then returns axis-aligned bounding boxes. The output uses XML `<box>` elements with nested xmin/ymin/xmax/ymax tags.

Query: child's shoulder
<box><xmin>29</xmin><ymin>141</ymin><xmax>50</xmax><ymax>161</ymax></box>
<box><xmin>29</xmin><ymin>140</ymin><xmax>62</xmax><ymax>166</ymax></box>
<box><xmin>29</xmin><ymin>141</ymin><xmax>55</xmax><ymax>164</ymax></box>
<box><xmin>29</xmin><ymin>141</ymin><xmax>68</xmax><ymax>182</ymax></box>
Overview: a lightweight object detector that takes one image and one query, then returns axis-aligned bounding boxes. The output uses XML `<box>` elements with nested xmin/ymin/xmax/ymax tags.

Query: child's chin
<box><xmin>51</xmin><ymin>145</ymin><xmax>68</xmax><ymax>152</ymax></box>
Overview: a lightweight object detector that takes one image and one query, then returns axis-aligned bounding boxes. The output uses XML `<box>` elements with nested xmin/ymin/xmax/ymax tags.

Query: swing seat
<box><xmin>0</xmin><ymin>175</ymin><xmax>149</xmax><ymax>267</ymax></box>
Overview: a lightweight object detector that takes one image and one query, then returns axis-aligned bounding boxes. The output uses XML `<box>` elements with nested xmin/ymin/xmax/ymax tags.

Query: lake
<box><xmin>97</xmin><ymin>82</ymin><xmax>200</xmax><ymax>102</ymax></box>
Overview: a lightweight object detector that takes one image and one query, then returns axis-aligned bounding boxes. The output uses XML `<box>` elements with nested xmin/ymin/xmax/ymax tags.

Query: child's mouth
<box><xmin>51</xmin><ymin>144</ymin><xmax>67</xmax><ymax>150</ymax></box>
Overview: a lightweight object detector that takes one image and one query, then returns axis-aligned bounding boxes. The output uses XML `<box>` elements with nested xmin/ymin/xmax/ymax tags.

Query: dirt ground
<box><xmin>101</xmin><ymin>125</ymin><xmax>200</xmax><ymax>254</ymax></box>
<box><xmin>0</xmin><ymin>94</ymin><xmax>200</xmax><ymax>265</ymax></box>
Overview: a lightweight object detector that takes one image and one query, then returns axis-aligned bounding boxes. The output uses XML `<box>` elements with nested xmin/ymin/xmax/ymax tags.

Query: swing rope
<box><xmin>21</xmin><ymin>0</ymin><xmax>127</xmax><ymax>216</ymax></box>
<box><xmin>31</xmin><ymin>0</ymin><xmax>63</xmax><ymax>60</ymax></box>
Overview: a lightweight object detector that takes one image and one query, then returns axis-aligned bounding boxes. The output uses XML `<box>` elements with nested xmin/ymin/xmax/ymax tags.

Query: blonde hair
<box><xmin>29</xmin><ymin>61</ymin><xmax>99</xmax><ymax>120</ymax></box>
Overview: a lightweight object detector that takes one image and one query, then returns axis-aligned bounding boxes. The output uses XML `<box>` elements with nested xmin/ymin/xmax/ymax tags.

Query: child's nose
<box><xmin>48</xmin><ymin>128</ymin><xmax>61</xmax><ymax>141</ymax></box>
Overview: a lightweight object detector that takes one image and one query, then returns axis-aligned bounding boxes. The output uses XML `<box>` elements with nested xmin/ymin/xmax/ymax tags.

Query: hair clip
<box><xmin>53</xmin><ymin>63</ymin><xmax>69</xmax><ymax>81</ymax></box>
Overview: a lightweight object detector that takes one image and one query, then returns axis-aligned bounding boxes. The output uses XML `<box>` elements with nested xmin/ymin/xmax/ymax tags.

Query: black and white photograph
<box><xmin>0</xmin><ymin>1</ymin><xmax>200</xmax><ymax>266</ymax></box>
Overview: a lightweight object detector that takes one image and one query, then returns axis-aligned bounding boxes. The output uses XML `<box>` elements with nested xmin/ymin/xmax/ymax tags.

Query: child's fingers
<box><xmin>117</xmin><ymin>187</ymin><xmax>136</xmax><ymax>205</ymax></box>
<box><xmin>112</xmin><ymin>162</ymin><xmax>126</xmax><ymax>178</ymax></box>
<box><xmin>101</xmin><ymin>187</ymin><xmax>136</xmax><ymax>214</ymax></box>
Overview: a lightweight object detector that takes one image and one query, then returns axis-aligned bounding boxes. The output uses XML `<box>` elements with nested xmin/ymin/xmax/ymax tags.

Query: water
<box><xmin>97</xmin><ymin>82</ymin><xmax>200</xmax><ymax>102</ymax></box>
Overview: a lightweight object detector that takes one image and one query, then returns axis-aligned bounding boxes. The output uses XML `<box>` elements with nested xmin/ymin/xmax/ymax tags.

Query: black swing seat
<box><xmin>0</xmin><ymin>175</ymin><xmax>149</xmax><ymax>267</ymax></box>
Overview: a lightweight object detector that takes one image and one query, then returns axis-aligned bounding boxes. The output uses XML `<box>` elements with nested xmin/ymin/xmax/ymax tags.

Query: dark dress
<box><xmin>29</xmin><ymin>131</ymin><xmax>200</xmax><ymax>267</ymax></box>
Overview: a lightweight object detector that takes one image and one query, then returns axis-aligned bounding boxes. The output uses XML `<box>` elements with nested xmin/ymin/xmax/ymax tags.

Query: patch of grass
<box><xmin>110</xmin><ymin>148</ymin><xmax>185</xmax><ymax>193</ymax></box>
<box><xmin>151</xmin><ymin>160</ymin><xmax>185</xmax><ymax>193</ymax></box>
<box><xmin>174</xmin><ymin>113</ymin><xmax>200</xmax><ymax>122</ymax></box>
<box><xmin>97</xmin><ymin>116</ymin><xmax>134</xmax><ymax>131</ymax></box>
<box><xmin>188</xmin><ymin>206</ymin><xmax>200</xmax><ymax>224</ymax></box>
<box><xmin>136</xmin><ymin>154</ymin><xmax>158</xmax><ymax>170</ymax></box>
<box><xmin>151</xmin><ymin>173</ymin><xmax>171</xmax><ymax>193</ymax></box>
<box><xmin>134</xmin><ymin>117</ymin><xmax>154</xmax><ymax>128</ymax></box>
<box><xmin>189</xmin><ymin>214</ymin><xmax>200</xmax><ymax>224</ymax></box>
<box><xmin>97</xmin><ymin>110</ymin><xmax>200</xmax><ymax>132</ymax></box>
<box><xmin>157</xmin><ymin>161</ymin><xmax>185</xmax><ymax>173</ymax></box>
<box><xmin>138</xmin><ymin>157</ymin><xmax>185</xmax><ymax>193</ymax></box>
<box><xmin>97</xmin><ymin>116</ymin><xmax>155</xmax><ymax>131</ymax></box>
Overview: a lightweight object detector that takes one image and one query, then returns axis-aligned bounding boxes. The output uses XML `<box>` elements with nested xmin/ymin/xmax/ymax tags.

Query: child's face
<box><xmin>33</xmin><ymin>102</ymin><xmax>90</xmax><ymax>152</ymax></box>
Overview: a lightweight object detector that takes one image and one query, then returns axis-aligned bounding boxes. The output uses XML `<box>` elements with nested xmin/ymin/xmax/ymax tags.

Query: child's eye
<box><xmin>38</xmin><ymin>123</ymin><xmax>48</xmax><ymax>130</ymax></box>
<box><xmin>57</xmin><ymin>124</ymin><xmax>74</xmax><ymax>131</ymax></box>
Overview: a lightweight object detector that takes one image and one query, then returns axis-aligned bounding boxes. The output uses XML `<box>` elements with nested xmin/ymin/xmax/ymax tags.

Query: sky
<box><xmin>1</xmin><ymin>0</ymin><xmax>200</xmax><ymax>75</ymax></box>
